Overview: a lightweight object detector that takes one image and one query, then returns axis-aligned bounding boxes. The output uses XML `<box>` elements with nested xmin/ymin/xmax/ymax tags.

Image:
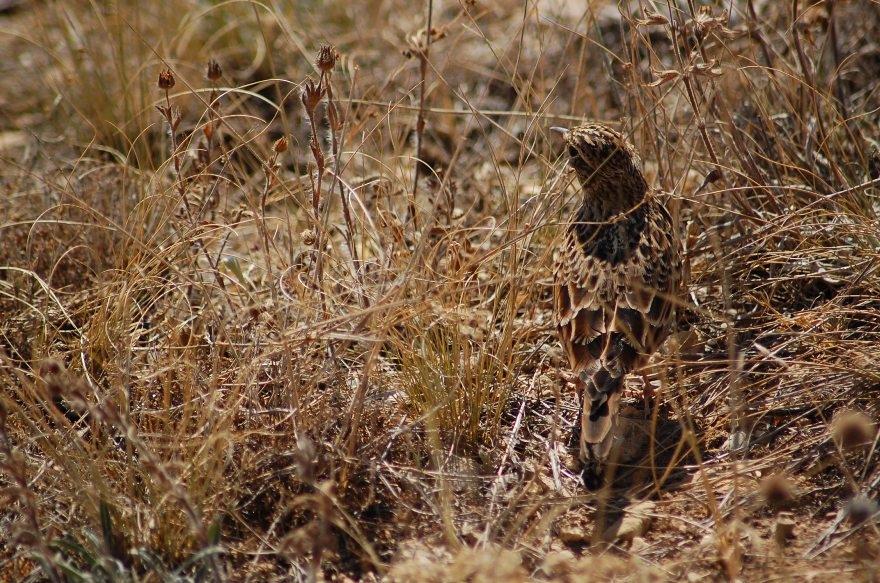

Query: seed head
<box><xmin>316</xmin><ymin>44</ymin><xmax>338</xmax><ymax>74</ymax></box>
<box><xmin>760</xmin><ymin>473</ymin><xmax>795</xmax><ymax>510</ymax></box>
<box><xmin>158</xmin><ymin>68</ymin><xmax>176</xmax><ymax>90</ymax></box>
<box><xmin>273</xmin><ymin>136</ymin><xmax>289</xmax><ymax>154</ymax></box>
<box><xmin>846</xmin><ymin>495</ymin><xmax>879</xmax><ymax>527</ymax></box>
<box><xmin>832</xmin><ymin>410</ymin><xmax>875</xmax><ymax>450</ymax></box>
<box><xmin>206</xmin><ymin>59</ymin><xmax>222</xmax><ymax>81</ymax></box>
<box><xmin>301</xmin><ymin>79</ymin><xmax>324</xmax><ymax>114</ymax></box>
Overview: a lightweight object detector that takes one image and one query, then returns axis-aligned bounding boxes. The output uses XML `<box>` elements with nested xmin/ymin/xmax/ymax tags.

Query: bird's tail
<box><xmin>577</xmin><ymin>333</ymin><xmax>637</xmax><ymax>488</ymax></box>
<box><xmin>578</xmin><ymin>366</ymin><xmax>624</xmax><ymax>490</ymax></box>
<box><xmin>578</xmin><ymin>365</ymin><xmax>623</xmax><ymax>464</ymax></box>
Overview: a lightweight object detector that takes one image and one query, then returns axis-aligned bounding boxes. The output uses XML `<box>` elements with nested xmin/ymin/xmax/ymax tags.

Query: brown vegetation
<box><xmin>1</xmin><ymin>1</ymin><xmax>879</xmax><ymax>581</ymax></box>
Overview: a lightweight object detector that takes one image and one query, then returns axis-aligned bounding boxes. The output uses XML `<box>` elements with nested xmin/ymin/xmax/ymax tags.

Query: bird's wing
<box><xmin>554</xmin><ymin>200</ymin><xmax>679</xmax><ymax>373</ymax></box>
<box><xmin>554</xmin><ymin>236</ymin><xmax>611</xmax><ymax>375</ymax></box>
<box><xmin>617</xmin><ymin>201</ymin><xmax>681</xmax><ymax>357</ymax></box>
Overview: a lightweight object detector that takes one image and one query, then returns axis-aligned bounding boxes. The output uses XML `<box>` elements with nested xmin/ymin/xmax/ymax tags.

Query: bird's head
<box><xmin>551</xmin><ymin>124</ymin><xmax>647</xmax><ymax>205</ymax></box>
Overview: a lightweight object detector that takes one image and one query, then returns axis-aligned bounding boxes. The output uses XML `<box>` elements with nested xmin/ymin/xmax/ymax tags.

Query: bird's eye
<box><xmin>567</xmin><ymin>145</ymin><xmax>578</xmax><ymax>158</ymax></box>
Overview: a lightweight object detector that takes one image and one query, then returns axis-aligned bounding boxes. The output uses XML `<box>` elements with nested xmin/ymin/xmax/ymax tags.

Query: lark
<box><xmin>551</xmin><ymin>123</ymin><xmax>682</xmax><ymax>488</ymax></box>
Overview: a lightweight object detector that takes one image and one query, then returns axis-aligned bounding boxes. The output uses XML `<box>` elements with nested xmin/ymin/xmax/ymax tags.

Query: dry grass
<box><xmin>1</xmin><ymin>0</ymin><xmax>880</xmax><ymax>581</ymax></box>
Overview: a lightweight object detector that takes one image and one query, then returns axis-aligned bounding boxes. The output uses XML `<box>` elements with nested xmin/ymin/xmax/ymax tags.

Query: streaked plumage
<box><xmin>551</xmin><ymin>123</ymin><xmax>682</xmax><ymax>487</ymax></box>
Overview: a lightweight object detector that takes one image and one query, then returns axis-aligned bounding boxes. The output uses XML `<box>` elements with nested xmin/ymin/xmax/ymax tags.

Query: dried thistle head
<box><xmin>273</xmin><ymin>136</ymin><xmax>289</xmax><ymax>154</ymax></box>
<box><xmin>403</xmin><ymin>27</ymin><xmax>448</xmax><ymax>58</ymax></box>
<box><xmin>206</xmin><ymin>59</ymin><xmax>222</xmax><ymax>81</ymax></box>
<box><xmin>846</xmin><ymin>495</ymin><xmax>879</xmax><ymax>527</ymax></box>
<box><xmin>301</xmin><ymin>79</ymin><xmax>324</xmax><ymax>114</ymax></box>
<box><xmin>316</xmin><ymin>44</ymin><xmax>338</xmax><ymax>74</ymax></box>
<box><xmin>831</xmin><ymin>410</ymin><xmax>875</xmax><ymax>450</ymax></box>
<box><xmin>760</xmin><ymin>473</ymin><xmax>795</xmax><ymax>510</ymax></box>
<box><xmin>158</xmin><ymin>68</ymin><xmax>176</xmax><ymax>90</ymax></box>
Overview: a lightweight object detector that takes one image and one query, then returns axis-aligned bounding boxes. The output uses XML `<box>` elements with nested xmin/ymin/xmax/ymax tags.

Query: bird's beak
<box><xmin>549</xmin><ymin>126</ymin><xmax>569</xmax><ymax>138</ymax></box>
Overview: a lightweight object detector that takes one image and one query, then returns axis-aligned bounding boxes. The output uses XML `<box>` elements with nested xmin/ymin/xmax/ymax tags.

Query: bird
<box><xmin>551</xmin><ymin>123</ymin><xmax>682</xmax><ymax>489</ymax></box>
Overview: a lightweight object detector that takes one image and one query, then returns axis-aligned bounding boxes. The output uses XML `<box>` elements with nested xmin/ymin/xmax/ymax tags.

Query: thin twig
<box><xmin>409</xmin><ymin>0</ymin><xmax>434</xmax><ymax>230</ymax></box>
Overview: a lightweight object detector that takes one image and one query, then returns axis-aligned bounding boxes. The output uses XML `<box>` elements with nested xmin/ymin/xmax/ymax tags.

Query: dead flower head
<box><xmin>301</xmin><ymin>79</ymin><xmax>324</xmax><ymax>114</ymax></box>
<box><xmin>206</xmin><ymin>59</ymin><xmax>222</xmax><ymax>81</ymax></box>
<box><xmin>831</xmin><ymin>410</ymin><xmax>875</xmax><ymax>450</ymax></box>
<box><xmin>273</xmin><ymin>136</ymin><xmax>289</xmax><ymax>154</ymax></box>
<box><xmin>301</xmin><ymin>229</ymin><xmax>317</xmax><ymax>246</ymax></box>
<box><xmin>316</xmin><ymin>44</ymin><xmax>338</xmax><ymax>74</ymax></box>
<box><xmin>158</xmin><ymin>68</ymin><xmax>175</xmax><ymax>90</ymax></box>
<box><xmin>760</xmin><ymin>473</ymin><xmax>796</xmax><ymax>510</ymax></box>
